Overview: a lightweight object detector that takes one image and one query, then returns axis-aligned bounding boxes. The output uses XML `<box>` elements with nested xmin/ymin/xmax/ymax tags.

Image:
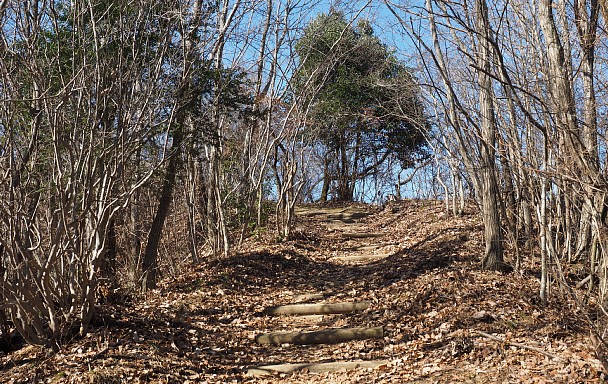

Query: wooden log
<box><xmin>295</xmin><ymin>207</ymin><xmax>349</xmax><ymax>216</ymax></box>
<box><xmin>327</xmin><ymin>212</ymin><xmax>368</xmax><ymax>220</ymax></box>
<box><xmin>265</xmin><ymin>301</ymin><xmax>370</xmax><ymax>316</ymax></box>
<box><xmin>343</xmin><ymin>242</ymin><xmax>397</xmax><ymax>251</ymax></box>
<box><xmin>255</xmin><ymin>326</ymin><xmax>383</xmax><ymax>345</ymax></box>
<box><xmin>474</xmin><ymin>331</ymin><xmax>565</xmax><ymax>361</ymax></box>
<box><xmin>324</xmin><ymin>221</ymin><xmax>360</xmax><ymax>229</ymax></box>
<box><xmin>336</xmin><ymin>219</ymin><xmax>356</xmax><ymax>224</ymax></box>
<box><xmin>330</xmin><ymin>255</ymin><xmax>388</xmax><ymax>262</ymax></box>
<box><xmin>285</xmin><ymin>315</ymin><xmax>326</xmax><ymax>324</ymax></box>
<box><xmin>247</xmin><ymin>359</ymin><xmax>389</xmax><ymax>377</ymax></box>
<box><xmin>340</xmin><ymin>232</ymin><xmax>384</xmax><ymax>239</ymax></box>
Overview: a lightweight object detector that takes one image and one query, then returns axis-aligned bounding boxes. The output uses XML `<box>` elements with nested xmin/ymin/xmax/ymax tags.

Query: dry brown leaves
<box><xmin>0</xmin><ymin>200</ymin><xmax>604</xmax><ymax>383</ymax></box>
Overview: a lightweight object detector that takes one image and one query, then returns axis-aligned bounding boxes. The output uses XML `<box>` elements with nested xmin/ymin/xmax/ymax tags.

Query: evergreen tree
<box><xmin>294</xmin><ymin>12</ymin><xmax>428</xmax><ymax>201</ymax></box>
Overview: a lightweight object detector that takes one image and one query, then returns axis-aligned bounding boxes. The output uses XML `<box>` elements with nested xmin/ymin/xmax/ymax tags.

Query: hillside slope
<box><xmin>1</xmin><ymin>200</ymin><xmax>603</xmax><ymax>383</ymax></box>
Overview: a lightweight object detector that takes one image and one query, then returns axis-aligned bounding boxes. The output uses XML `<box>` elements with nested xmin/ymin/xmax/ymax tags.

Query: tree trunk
<box><xmin>574</xmin><ymin>0</ymin><xmax>601</xmax><ymax>263</ymax></box>
<box><xmin>141</xmin><ymin>132</ymin><xmax>183</xmax><ymax>291</ymax></box>
<box><xmin>539</xmin><ymin>138</ymin><xmax>550</xmax><ymax>302</ymax></box>
<box><xmin>337</xmin><ymin>140</ymin><xmax>352</xmax><ymax>201</ymax></box>
<box><xmin>481</xmin><ymin>174</ymin><xmax>504</xmax><ymax>270</ymax></box>
<box><xmin>320</xmin><ymin>156</ymin><xmax>330</xmax><ymax>202</ymax></box>
<box><xmin>476</xmin><ymin>0</ymin><xmax>504</xmax><ymax>270</ymax></box>
<box><xmin>205</xmin><ymin>140</ymin><xmax>230</xmax><ymax>257</ymax></box>
<box><xmin>101</xmin><ymin>218</ymin><xmax>117</xmax><ymax>280</ymax></box>
<box><xmin>186</xmin><ymin>149</ymin><xmax>200</xmax><ymax>263</ymax></box>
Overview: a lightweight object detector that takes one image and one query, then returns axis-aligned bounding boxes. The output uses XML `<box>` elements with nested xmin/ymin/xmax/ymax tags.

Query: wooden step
<box><xmin>343</xmin><ymin>242</ymin><xmax>397</xmax><ymax>251</ymax></box>
<box><xmin>255</xmin><ymin>326</ymin><xmax>383</xmax><ymax>345</ymax></box>
<box><xmin>324</xmin><ymin>223</ymin><xmax>362</xmax><ymax>230</ymax></box>
<box><xmin>327</xmin><ymin>212</ymin><xmax>369</xmax><ymax>221</ymax></box>
<box><xmin>247</xmin><ymin>359</ymin><xmax>389</xmax><ymax>377</ymax></box>
<box><xmin>265</xmin><ymin>301</ymin><xmax>370</xmax><ymax>316</ymax></box>
<box><xmin>330</xmin><ymin>254</ymin><xmax>388</xmax><ymax>262</ymax></box>
<box><xmin>340</xmin><ymin>232</ymin><xmax>384</xmax><ymax>239</ymax></box>
<box><xmin>278</xmin><ymin>314</ymin><xmax>327</xmax><ymax>324</ymax></box>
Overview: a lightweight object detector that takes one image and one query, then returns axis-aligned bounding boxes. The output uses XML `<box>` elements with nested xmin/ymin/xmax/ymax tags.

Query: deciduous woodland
<box><xmin>2</xmin><ymin>0</ymin><xmax>608</xmax><ymax>382</ymax></box>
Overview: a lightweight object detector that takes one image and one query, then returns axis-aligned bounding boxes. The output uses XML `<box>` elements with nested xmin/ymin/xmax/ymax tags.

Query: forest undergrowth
<box><xmin>0</xmin><ymin>200</ymin><xmax>605</xmax><ymax>383</ymax></box>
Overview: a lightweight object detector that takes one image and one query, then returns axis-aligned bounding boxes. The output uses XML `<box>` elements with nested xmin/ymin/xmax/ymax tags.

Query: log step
<box><xmin>327</xmin><ymin>212</ymin><xmax>369</xmax><ymax>220</ymax></box>
<box><xmin>340</xmin><ymin>232</ymin><xmax>384</xmax><ymax>239</ymax></box>
<box><xmin>344</xmin><ymin>242</ymin><xmax>397</xmax><ymax>251</ymax></box>
<box><xmin>247</xmin><ymin>359</ymin><xmax>389</xmax><ymax>377</ymax></box>
<box><xmin>265</xmin><ymin>301</ymin><xmax>370</xmax><ymax>316</ymax></box>
<box><xmin>281</xmin><ymin>315</ymin><xmax>326</xmax><ymax>324</ymax></box>
<box><xmin>255</xmin><ymin>326</ymin><xmax>383</xmax><ymax>345</ymax></box>
<box><xmin>324</xmin><ymin>222</ymin><xmax>361</xmax><ymax>230</ymax></box>
<box><xmin>330</xmin><ymin>254</ymin><xmax>388</xmax><ymax>262</ymax></box>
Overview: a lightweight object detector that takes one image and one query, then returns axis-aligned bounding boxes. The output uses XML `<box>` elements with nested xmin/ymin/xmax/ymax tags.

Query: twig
<box><xmin>474</xmin><ymin>331</ymin><xmax>567</xmax><ymax>362</ymax></box>
<box><xmin>88</xmin><ymin>346</ymin><xmax>111</xmax><ymax>360</ymax></box>
<box><xmin>576</xmin><ymin>274</ymin><xmax>593</xmax><ymax>289</ymax></box>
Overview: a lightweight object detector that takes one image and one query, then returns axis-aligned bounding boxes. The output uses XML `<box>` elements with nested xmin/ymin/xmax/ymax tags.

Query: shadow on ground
<box><xmin>202</xmin><ymin>228</ymin><xmax>472</xmax><ymax>296</ymax></box>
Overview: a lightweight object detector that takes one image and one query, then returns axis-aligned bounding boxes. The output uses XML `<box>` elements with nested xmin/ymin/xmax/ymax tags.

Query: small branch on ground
<box><xmin>474</xmin><ymin>331</ymin><xmax>566</xmax><ymax>361</ymax></box>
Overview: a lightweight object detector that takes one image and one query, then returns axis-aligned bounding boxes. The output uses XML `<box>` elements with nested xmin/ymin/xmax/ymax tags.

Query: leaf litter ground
<box><xmin>1</xmin><ymin>200</ymin><xmax>605</xmax><ymax>383</ymax></box>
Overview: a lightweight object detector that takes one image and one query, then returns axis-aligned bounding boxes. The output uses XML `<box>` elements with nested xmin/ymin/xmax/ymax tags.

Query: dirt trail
<box><xmin>0</xmin><ymin>200</ymin><xmax>604</xmax><ymax>383</ymax></box>
<box><xmin>248</xmin><ymin>205</ymin><xmax>391</xmax><ymax>377</ymax></box>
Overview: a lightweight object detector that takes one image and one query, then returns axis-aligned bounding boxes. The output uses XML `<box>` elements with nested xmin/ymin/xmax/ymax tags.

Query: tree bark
<box><xmin>141</xmin><ymin>132</ymin><xmax>183</xmax><ymax>291</ymax></box>
<box><xmin>101</xmin><ymin>218</ymin><xmax>117</xmax><ymax>280</ymax></box>
<box><xmin>476</xmin><ymin>0</ymin><xmax>504</xmax><ymax>270</ymax></box>
<box><xmin>320</xmin><ymin>156</ymin><xmax>330</xmax><ymax>202</ymax></box>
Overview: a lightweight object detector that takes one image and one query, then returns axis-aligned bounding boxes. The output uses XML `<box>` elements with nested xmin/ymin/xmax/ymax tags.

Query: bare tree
<box><xmin>386</xmin><ymin>0</ymin><xmax>507</xmax><ymax>270</ymax></box>
<box><xmin>0</xmin><ymin>0</ymin><xmax>182</xmax><ymax>348</ymax></box>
